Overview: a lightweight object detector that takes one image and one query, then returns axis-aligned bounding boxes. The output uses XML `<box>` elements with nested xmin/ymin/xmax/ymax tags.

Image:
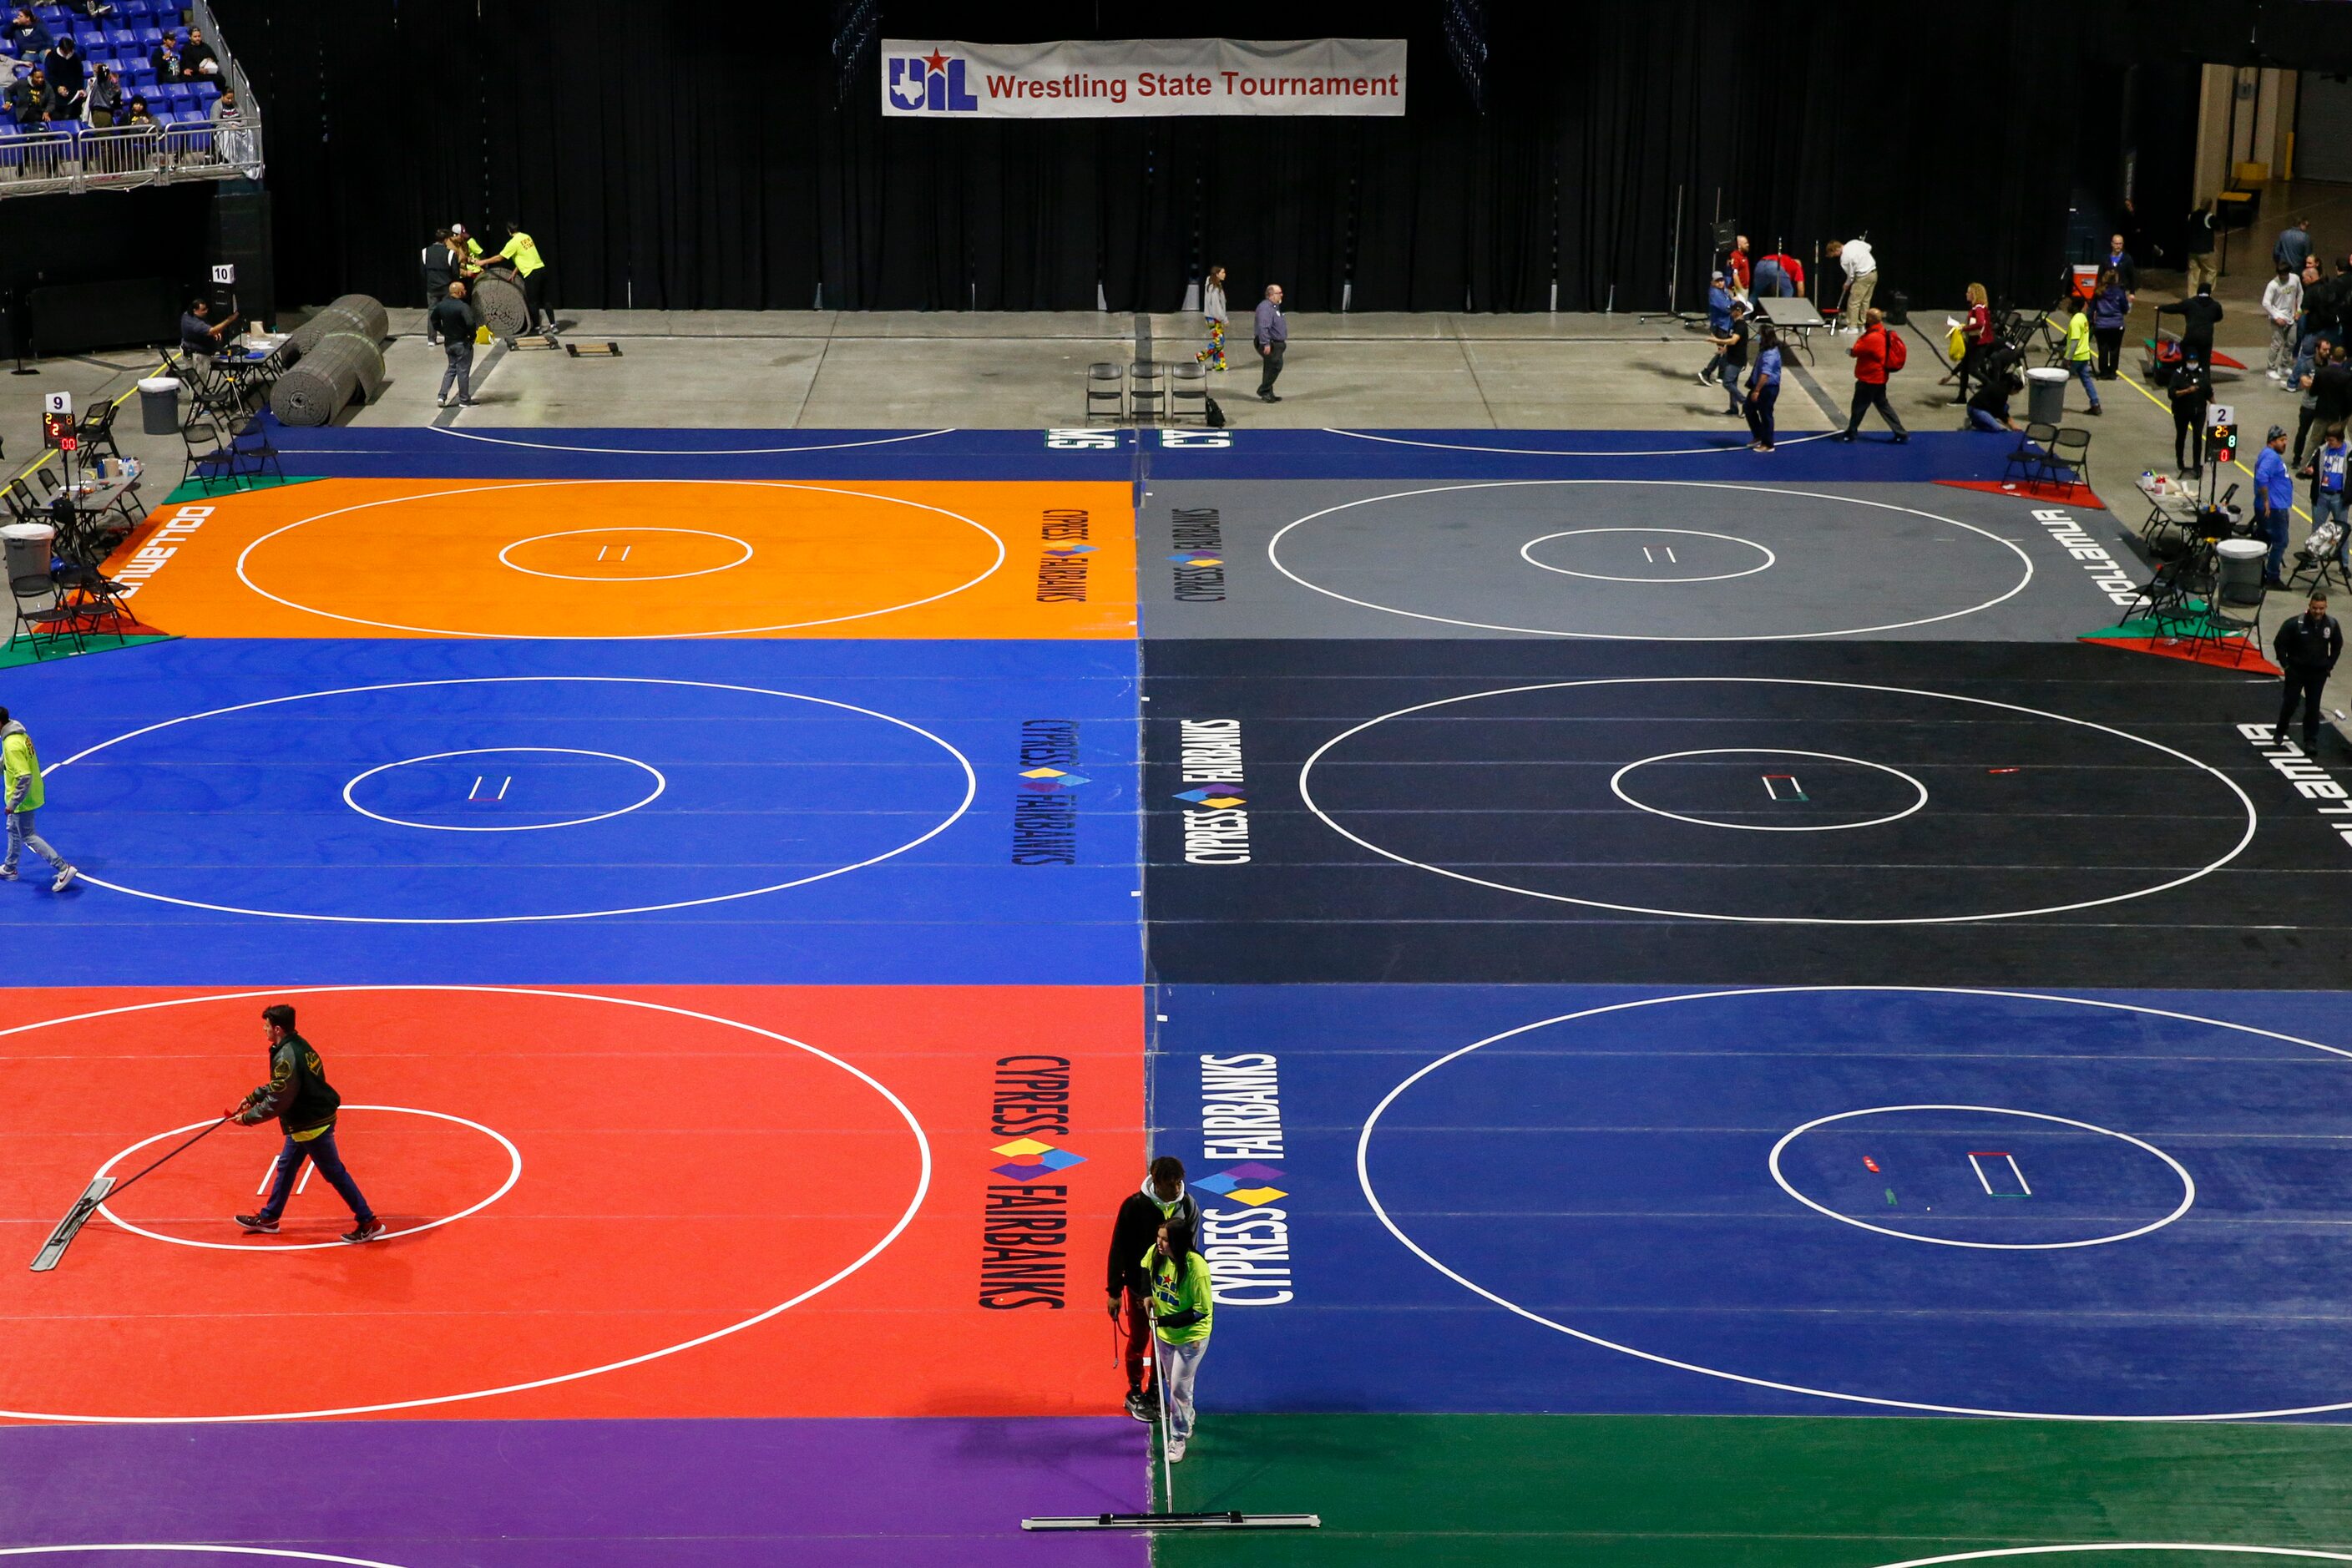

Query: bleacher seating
<box><xmin>0</xmin><ymin>4</ymin><xmax>225</xmax><ymax>128</ymax></box>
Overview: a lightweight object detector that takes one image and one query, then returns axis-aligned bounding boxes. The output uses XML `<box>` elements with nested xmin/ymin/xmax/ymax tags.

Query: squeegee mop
<box><xmin>30</xmin><ymin>1113</ymin><xmax>234</xmax><ymax>1272</ymax></box>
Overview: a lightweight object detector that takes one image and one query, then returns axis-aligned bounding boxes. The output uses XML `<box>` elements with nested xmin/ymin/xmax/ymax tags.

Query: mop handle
<box><xmin>104</xmin><ymin>1114</ymin><xmax>234</xmax><ymax>1202</ymax></box>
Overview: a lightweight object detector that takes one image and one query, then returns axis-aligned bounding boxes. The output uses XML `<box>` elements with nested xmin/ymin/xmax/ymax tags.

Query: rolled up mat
<box><xmin>471</xmin><ymin>274</ymin><xmax>529</xmax><ymax>340</ymax></box>
<box><xmin>283</xmin><ymin>293</ymin><xmax>388</xmax><ymax>364</ymax></box>
<box><xmin>268</xmin><ymin>328</ymin><xmax>384</xmax><ymax>426</ymax></box>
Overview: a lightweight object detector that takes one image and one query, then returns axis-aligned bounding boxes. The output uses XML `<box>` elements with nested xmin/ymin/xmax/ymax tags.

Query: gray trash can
<box><xmin>3</xmin><ymin>521</ymin><xmax>56</xmax><ymax>584</ymax></box>
<box><xmin>2026</xmin><ymin>367</ymin><xmax>2068</xmax><ymax>427</ymax></box>
<box><xmin>2216</xmin><ymin>538</ymin><xmax>2269</xmax><ymax>605</ymax></box>
<box><xmin>138</xmin><ymin>377</ymin><xmax>183</xmax><ymax>436</ymax></box>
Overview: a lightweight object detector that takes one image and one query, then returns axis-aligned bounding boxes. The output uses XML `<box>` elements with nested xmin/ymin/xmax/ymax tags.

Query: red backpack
<box><xmin>1881</xmin><ymin>327</ymin><xmax>1909</xmax><ymax>373</ymax></box>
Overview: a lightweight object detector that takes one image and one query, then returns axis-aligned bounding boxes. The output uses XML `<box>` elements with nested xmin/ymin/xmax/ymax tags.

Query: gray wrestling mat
<box><xmin>1143</xmin><ymin>478</ymin><xmax>2139</xmax><ymax>641</ymax></box>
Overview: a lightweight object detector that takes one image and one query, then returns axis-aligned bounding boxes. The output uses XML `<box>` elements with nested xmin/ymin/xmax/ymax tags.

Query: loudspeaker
<box><xmin>1883</xmin><ymin>291</ymin><xmax>1909</xmax><ymax>326</ymax></box>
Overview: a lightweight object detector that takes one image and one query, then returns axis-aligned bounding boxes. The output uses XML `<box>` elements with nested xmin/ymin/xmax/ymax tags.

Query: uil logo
<box><xmin>888</xmin><ymin>48</ymin><xmax>979</xmax><ymax>113</ymax></box>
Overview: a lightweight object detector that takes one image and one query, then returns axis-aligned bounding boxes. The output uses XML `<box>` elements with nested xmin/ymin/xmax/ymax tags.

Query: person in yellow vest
<box><xmin>493</xmin><ymin>220</ymin><xmax>554</xmax><ymax>336</ymax></box>
<box><xmin>1143</xmin><ymin>1216</ymin><xmax>1213</xmax><ymax>1462</ymax></box>
<box><xmin>1</xmin><ymin>706</ymin><xmax>77</xmax><ymax>893</ymax></box>
<box><xmin>2061</xmin><ymin>295</ymin><xmax>2102</xmax><ymax>417</ymax></box>
<box><xmin>448</xmin><ymin>223</ymin><xmax>483</xmax><ymax>265</ymax></box>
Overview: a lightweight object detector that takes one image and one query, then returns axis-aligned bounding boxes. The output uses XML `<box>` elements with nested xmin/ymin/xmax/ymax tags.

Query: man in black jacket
<box><xmin>2158</xmin><ymin>281</ymin><xmax>2223</xmax><ymax>362</ymax></box>
<box><xmin>2274</xmin><ymin>593</ymin><xmax>2344</xmax><ymax>756</ymax></box>
<box><xmin>1105</xmin><ymin>1155</ymin><xmax>1200</xmax><ymax>1421</ymax></box>
<box><xmin>232</xmin><ymin>1003</ymin><xmax>383</xmax><ymax>1242</ymax></box>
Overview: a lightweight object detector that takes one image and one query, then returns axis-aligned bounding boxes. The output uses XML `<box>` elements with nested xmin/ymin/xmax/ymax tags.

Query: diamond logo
<box><xmin>1194</xmin><ymin>1163</ymin><xmax>1286</xmax><ymax>1206</ymax></box>
<box><xmin>1167</xmin><ymin>552</ymin><xmax>1223</xmax><ymax>566</ymax></box>
<box><xmin>1020</xmin><ymin>767</ymin><xmax>1069</xmax><ymax>780</ymax></box>
<box><xmin>1044</xmin><ymin>543</ymin><xmax>1099</xmax><ymax>557</ymax></box>
<box><xmin>1173</xmin><ymin>787</ymin><xmax>1245</xmax><ymax>809</ymax></box>
<box><xmin>991</xmin><ymin>1138</ymin><xmax>1088</xmax><ymax>1183</ymax></box>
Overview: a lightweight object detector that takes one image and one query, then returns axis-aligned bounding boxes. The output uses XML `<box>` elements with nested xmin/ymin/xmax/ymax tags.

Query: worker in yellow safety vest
<box><xmin>493</xmin><ymin>220</ymin><xmax>554</xmax><ymax>336</ymax></box>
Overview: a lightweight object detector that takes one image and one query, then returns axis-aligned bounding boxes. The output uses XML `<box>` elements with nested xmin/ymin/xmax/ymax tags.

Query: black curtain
<box><xmin>215</xmin><ymin>0</ymin><xmax>2322</xmax><ymax>316</ymax></box>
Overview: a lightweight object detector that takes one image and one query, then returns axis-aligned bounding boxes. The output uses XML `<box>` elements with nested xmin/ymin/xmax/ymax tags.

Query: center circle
<box><xmin>1768</xmin><ymin>1105</ymin><xmax>2196</xmax><ymax>1250</ymax></box>
<box><xmin>1608</xmin><ymin>748</ymin><xmax>1928</xmax><ymax>832</ymax></box>
<box><xmin>1267</xmin><ymin>479</ymin><xmax>2036</xmax><ymax>640</ymax></box>
<box><xmin>97</xmin><ymin>1105</ymin><xmax>523</xmax><ymax>1252</ymax></box>
<box><xmin>1520</xmin><ymin>527</ymin><xmax>1776</xmax><ymax>584</ymax></box>
<box><xmin>498</xmin><ymin>527</ymin><xmax>753</xmax><ymax>582</ymax></box>
<box><xmin>341</xmin><ymin>747</ymin><xmax>667</xmax><ymax>833</ymax></box>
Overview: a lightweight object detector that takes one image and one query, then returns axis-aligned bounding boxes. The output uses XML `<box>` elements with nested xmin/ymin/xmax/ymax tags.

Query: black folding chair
<box><xmin>180</xmin><ymin>412</ymin><xmax>249</xmax><ymax>495</ymax></box>
<box><xmin>2003</xmin><ymin>422</ymin><xmax>2058</xmax><ymax>488</ymax></box>
<box><xmin>2041</xmin><ymin>427</ymin><xmax>2092</xmax><ymax>497</ymax></box>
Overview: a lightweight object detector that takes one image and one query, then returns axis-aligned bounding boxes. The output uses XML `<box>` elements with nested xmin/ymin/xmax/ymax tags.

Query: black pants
<box><xmin>1955</xmin><ymin>341</ymin><xmax>1986</xmax><ymax>401</ymax></box>
<box><xmin>1845</xmin><ymin>382</ymin><xmax>1907</xmax><ymax>438</ymax></box>
<box><xmin>2279</xmin><ymin>665</ymin><xmax>2330</xmax><ymax>748</ymax></box>
<box><xmin>1745</xmin><ymin>381</ymin><xmax>1779</xmax><ymax>448</ymax></box>
<box><xmin>2174</xmin><ymin>398</ymin><xmax>2208</xmax><ymax>473</ymax></box>
<box><xmin>2297</xmin><ymin>405</ymin><xmax>2322</xmax><ymax>467</ymax></box>
<box><xmin>1257</xmin><ymin>341</ymin><xmax>1285</xmax><ymax>396</ymax></box>
<box><xmin>424</xmin><ymin>286</ymin><xmax>449</xmax><ymax>342</ymax></box>
<box><xmin>521</xmin><ymin>268</ymin><xmax>549</xmax><ymax>327</ymax></box>
<box><xmin>2094</xmin><ymin>326</ymin><xmax>2123</xmax><ymax>378</ymax></box>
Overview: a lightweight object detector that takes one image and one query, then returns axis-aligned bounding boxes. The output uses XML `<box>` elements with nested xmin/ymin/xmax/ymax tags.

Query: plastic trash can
<box><xmin>138</xmin><ymin>376</ymin><xmax>182</xmax><ymax>435</ymax></box>
<box><xmin>2216</xmin><ymin>537</ymin><xmax>2269</xmax><ymax>606</ymax></box>
<box><xmin>3</xmin><ymin>521</ymin><xmax>56</xmax><ymax>585</ymax></box>
<box><xmin>2026</xmin><ymin>367</ymin><xmax>2068</xmax><ymax>427</ymax></box>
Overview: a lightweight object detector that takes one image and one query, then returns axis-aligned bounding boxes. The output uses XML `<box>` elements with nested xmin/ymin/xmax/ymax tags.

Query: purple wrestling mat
<box><xmin>0</xmin><ymin>1417</ymin><xmax>1150</xmax><ymax>1567</ymax></box>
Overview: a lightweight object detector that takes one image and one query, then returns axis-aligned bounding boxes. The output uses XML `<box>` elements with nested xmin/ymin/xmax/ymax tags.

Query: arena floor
<box><xmin>4</xmin><ymin>317</ymin><xmax>2352</xmax><ymax>1567</ymax></box>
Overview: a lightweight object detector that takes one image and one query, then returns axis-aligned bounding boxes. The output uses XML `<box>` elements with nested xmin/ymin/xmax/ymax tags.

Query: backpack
<box><xmin>1882</xmin><ymin>328</ymin><xmax>1909</xmax><ymax>373</ymax></box>
<box><xmin>1204</xmin><ymin>396</ymin><xmax>1226</xmax><ymax>428</ymax></box>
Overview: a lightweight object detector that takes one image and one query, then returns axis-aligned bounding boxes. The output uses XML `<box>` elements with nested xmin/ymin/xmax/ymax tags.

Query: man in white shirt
<box><xmin>1827</xmin><ymin>237</ymin><xmax>1877</xmax><ymax>335</ymax></box>
<box><xmin>2264</xmin><ymin>262</ymin><xmax>2304</xmax><ymax>382</ymax></box>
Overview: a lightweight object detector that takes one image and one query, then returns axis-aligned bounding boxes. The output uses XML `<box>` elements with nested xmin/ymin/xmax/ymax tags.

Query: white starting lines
<box><xmin>1969</xmin><ymin>1150</ymin><xmax>2033</xmax><ymax>1198</ymax></box>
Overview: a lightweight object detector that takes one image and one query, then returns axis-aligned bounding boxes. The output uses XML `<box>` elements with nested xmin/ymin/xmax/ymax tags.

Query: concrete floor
<box><xmin>0</xmin><ymin>300</ymin><xmax>2326</xmax><ymax>726</ymax></box>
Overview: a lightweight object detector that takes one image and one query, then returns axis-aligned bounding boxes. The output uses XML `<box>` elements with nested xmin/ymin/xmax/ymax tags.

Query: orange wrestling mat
<box><xmin>0</xmin><ymin>984</ymin><xmax>1141</xmax><ymax>1423</ymax></box>
<box><xmin>108</xmin><ymin>478</ymin><xmax>1136</xmax><ymax>640</ymax></box>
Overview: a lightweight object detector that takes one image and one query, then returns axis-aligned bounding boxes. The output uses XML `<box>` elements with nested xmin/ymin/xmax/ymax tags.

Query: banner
<box><xmin>880</xmin><ymin>38</ymin><xmax>1407</xmax><ymax>119</ymax></box>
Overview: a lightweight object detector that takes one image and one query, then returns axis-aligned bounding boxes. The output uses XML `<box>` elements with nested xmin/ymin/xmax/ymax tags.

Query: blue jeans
<box><xmin>2259</xmin><ymin>508</ymin><xmax>2293</xmax><ymax>582</ymax></box>
<box><xmin>2072</xmin><ymin>359</ymin><xmax>2101</xmax><ymax>409</ymax></box>
<box><xmin>3</xmin><ymin>808</ymin><xmax>65</xmax><ymax>873</ymax></box>
<box><xmin>259</xmin><ymin>1125</ymin><xmax>374</xmax><ymax>1223</ymax></box>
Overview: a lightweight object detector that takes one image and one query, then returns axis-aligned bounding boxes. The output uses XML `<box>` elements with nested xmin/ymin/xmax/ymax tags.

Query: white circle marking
<box><xmin>1358</xmin><ymin>984</ymin><xmax>2352</xmax><ymax>1419</ymax></box>
<box><xmin>44</xmin><ymin>676</ymin><xmax>975</xmax><ymax>925</ymax></box>
<box><xmin>96</xmin><ymin>1105</ymin><xmax>523</xmax><ymax>1252</ymax></box>
<box><xmin>1297</xmin><ymin>677</ymin><xmax>2256</xmax><ymax>925</ymax></box>
<box><xmin>497</xmin><ymin>527</ymin><xmax>753</xmax><ymax>582</ymax></box>
<box><xmin>1608</xmin><ymin>748</ymin><xmax>1928</xmax><ymax>833</ymax></box>
<box><xmin>1269</xmin><ymin>479</ymin><xmax>2032</xmax><ymax>640</ymax></box>
<box><xmin>0</xmin><ymin>984</ymin><xmax>932</xmax><ymax>1423</ymax></box>
<box><xmin>1767</xmin><ymin>1104</ymin><xmax>2195</xmax><ymax>1249</ymax></box>
<box><xmin>1323</xmin><ymin>427</ymin><xmax>1837</xmax><ymax>458</ymax></box>
<box><xmin>427</xmin><ymin>426</ymin><xmax>956</xmax><ymax>456</ymax></box>
<box><xmin>233</xmin><ymin>480</ymin><xmax>1004</xmax><ymax>640</ymax></box>
<box><xmin>341</xmin><ymin>747</ymin><xmax>665</xmax><ymax>833</ymax></box>
<box><xmin>1521</xmin><ymin>527</ymin><xmax>1778</xmax><ymax>584</ymax></box>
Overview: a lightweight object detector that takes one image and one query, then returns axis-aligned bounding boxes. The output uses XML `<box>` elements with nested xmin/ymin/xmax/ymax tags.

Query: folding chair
<box><xmin>2041</xmin><ymin>427</ymin><xmax>2092</xmax><ymax>497</ymax></box>
<box><xmin>180</xmin><ymin>411</ymin><xmax>247</xmax><ymax>494</ymax></box>
<box><xmin>7</xmin><ymin>568</ymin><xmax>86</xmax><ymax>661</ymax></box>
<box><xmin>1085</xmin><ymin>362</ymin><xmax>1124</xmax><ymax>425</ymax></box>
<box><xmin>2002</xmin><ymin>422</ymin><xmax>2057</xmax><ymax>488</ymax></box>
<box><xmin>1169</xmin><ymin>361</ymin><xmax>1207</xmax><ymax>425</ymax></box>
<box><xmin>73</xmin><ymin>396</ymin><xmax>121</xmax><ymax>461</ymax></box>
<box><xmin>1129</xmin><ymin>361</ymin><xmax>1165</xmax><ymax>425</ymax></box>
<box><xmin>2183</xmin><ymin>592</ymin><xmax>2263</xmax><ymax>665</ymax></box>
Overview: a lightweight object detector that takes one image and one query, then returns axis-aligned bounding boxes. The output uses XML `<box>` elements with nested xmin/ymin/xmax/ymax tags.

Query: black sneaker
<box><xmin>234</xmin><ymin>1213</ymin><xmax>279</xmax><ymax>1234</ymax></box>
<box><xmin>342</xmin><ymin>1216</ymin><xmax>387</xmax><ymax>1244</ymax></box>
<box><xmin>1125</xmin><ymin>1389</ymin><xmax>1155</xmax><ymax>1422</ymax></box>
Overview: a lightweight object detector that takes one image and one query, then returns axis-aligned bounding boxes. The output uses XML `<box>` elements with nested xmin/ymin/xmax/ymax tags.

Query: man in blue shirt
<box><xmin>1253</xmin><ymin>284</ymin><xmax>1287</xmax><ymax>404</ymax></box>
<box><xmin>1698</xmin><ymin>271</ymin><xmax>1733</xmax><ymax>387</ymax></box>
<box><xmin>2254</xmin><ymin>424</ymin><xmax>2297</xmax><ymax>588</ymax></box>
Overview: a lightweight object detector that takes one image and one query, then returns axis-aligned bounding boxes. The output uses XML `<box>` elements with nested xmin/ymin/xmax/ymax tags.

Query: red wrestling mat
<box><xmin>0</xmin><ymin>984</ymin><xmax>1141</xmax><ymax>1424</ymax></box>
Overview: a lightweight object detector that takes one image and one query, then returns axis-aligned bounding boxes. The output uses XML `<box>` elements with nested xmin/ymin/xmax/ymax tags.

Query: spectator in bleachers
<box><xmin>212</xmin><ymin>84</ymin><xmax>240</xmax><ymax>122</ymax></box>
<box><xmin>73</xmin><ymin>0</ymin><xmax>118</xmax><ymax>19</ymax></box>
<box><xmin>41</xmin><ymin>33</ymin><xmax>83</xmax><ymax>117</ymax></box>
<box><xmin>180</xmin><ymin>26</ymin><xmax>218</xmax><ymax>78</ymax></box>
<box><xmin>87</xmin><ymin>63</ymin><xmax>118</xmax><ymax>124</ymax></box>
<box><xmin>7</xmin><ymin>66</ymin><xmax>48</xmax><ymax>126</ymax></box>
<box><xmin>149</xmin><ymin>31</ymin><xmax>181</xmax><ymax>83</ymax></box>
<box><xmin>3</xmin><ymin>8</ymin><xmax>48</xmax><ymax>61</ymax></box>
<box><xmin>123</xmin><ymin>94</ymin><xmax>152</xmax><ymax>127</ymax></box>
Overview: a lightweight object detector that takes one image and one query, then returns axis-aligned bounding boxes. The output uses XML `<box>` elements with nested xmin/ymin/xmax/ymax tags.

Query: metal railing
<box><xmin>0</xmin><ymin>116</ymin><xmax>260</xmax><ymax>198</ymax></box>
<box><xmin>0</xmin><ymin>0</ymin><xmax>261</xmax><ymax>200</ymax></box>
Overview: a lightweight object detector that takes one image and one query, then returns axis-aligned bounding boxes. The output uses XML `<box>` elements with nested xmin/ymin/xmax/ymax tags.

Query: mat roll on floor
<box><xmin>270</xmin><ymin>328</ymin><xmax>385</xmax><ymax>425</ymax></box>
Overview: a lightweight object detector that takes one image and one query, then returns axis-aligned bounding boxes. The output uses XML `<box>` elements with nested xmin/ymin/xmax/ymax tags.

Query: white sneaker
<box><xmin>436</xmin><ymin>396</ymin><xmax>448</xmax><ymax>407</ymax></box>
<box><xmin>50</xmin><ymin>865</ymin><xmax>76</xmax><ymax>893</ymax></box>
<box><xmin>0</xmin><ymin>864</ymin><xmax>16</xmax><ymax>881</ymax></box>
<box><xmin>1166</xmin><ymin>1438</ymin><xmax>1187</xmax><ymax>1463</ymax></box>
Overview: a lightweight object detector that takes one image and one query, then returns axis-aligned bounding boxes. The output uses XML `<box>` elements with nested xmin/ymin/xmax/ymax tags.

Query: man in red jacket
<box><xmin>1834</xmin><ymin>308</ymin><xmax>1909</xmax><ymax>443</ymax></box>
